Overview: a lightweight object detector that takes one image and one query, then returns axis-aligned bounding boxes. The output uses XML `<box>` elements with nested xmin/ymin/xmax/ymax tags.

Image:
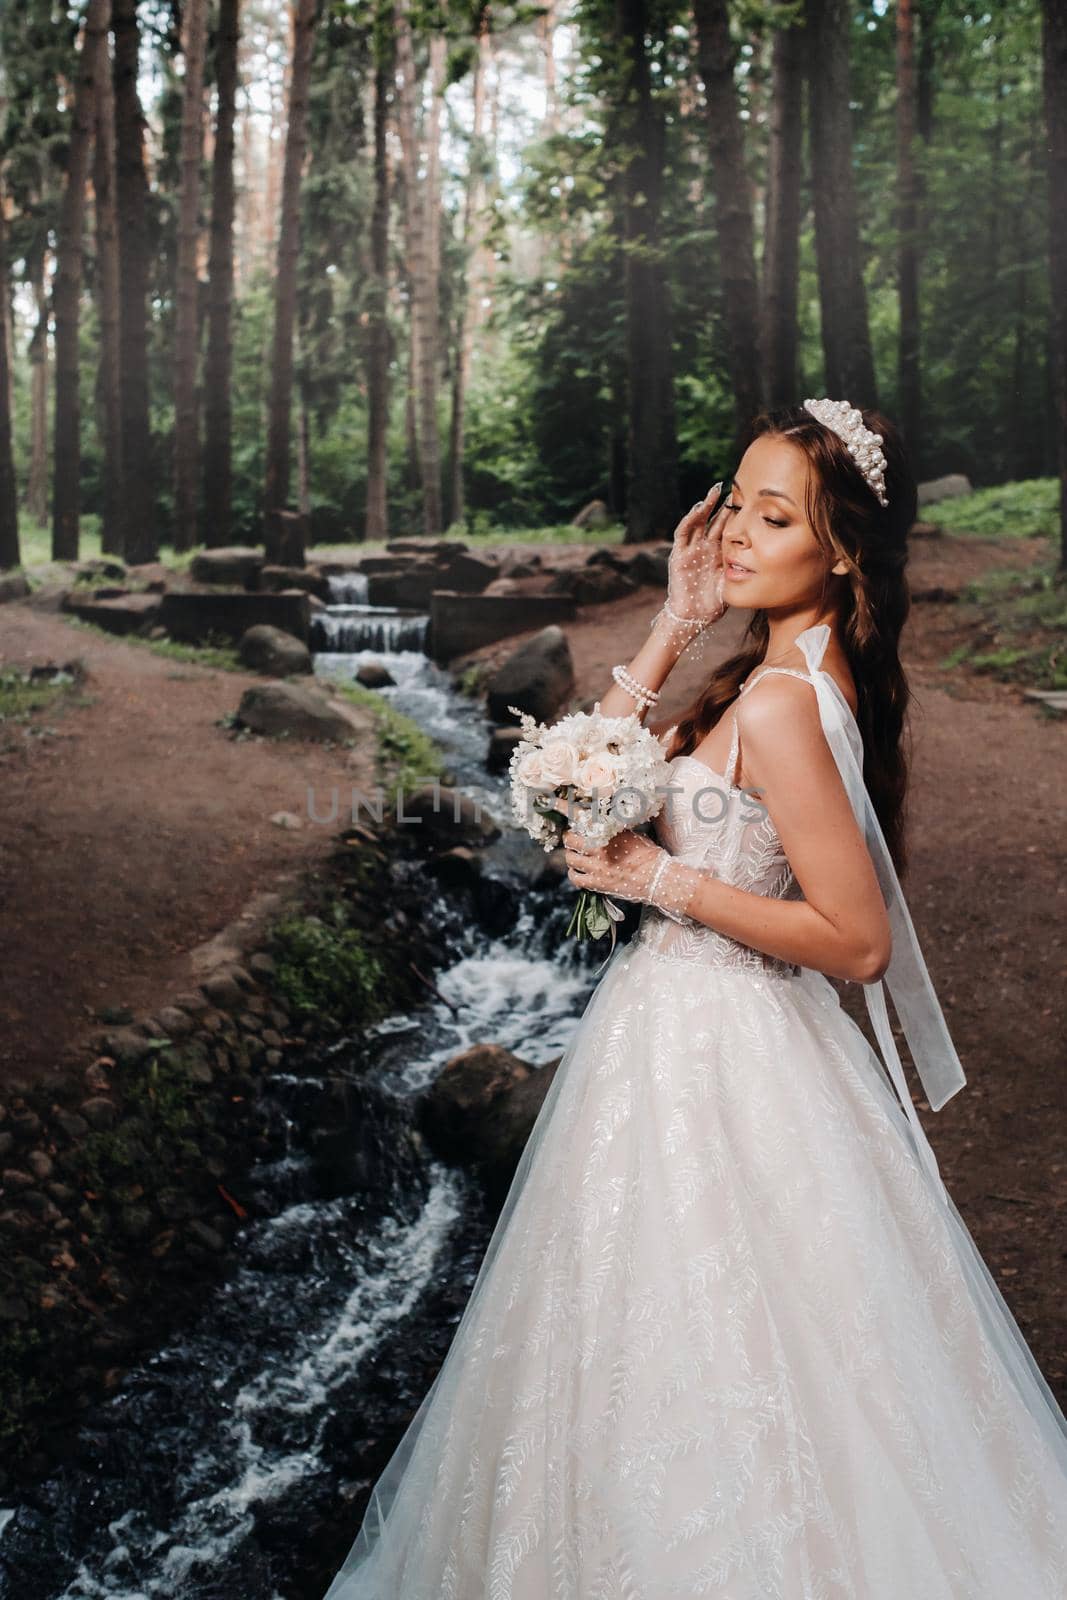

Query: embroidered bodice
<box><xmin>632</xmin><ymin>664</ymin><xmax>818</xmax><ymax>977</ymax></box>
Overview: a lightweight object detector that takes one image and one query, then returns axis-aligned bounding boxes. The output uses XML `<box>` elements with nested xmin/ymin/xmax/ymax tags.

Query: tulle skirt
<box><xmin>322</xmin><ymin>940</ymin><xmax>1067</xmax><ymax>1599</ymax></box>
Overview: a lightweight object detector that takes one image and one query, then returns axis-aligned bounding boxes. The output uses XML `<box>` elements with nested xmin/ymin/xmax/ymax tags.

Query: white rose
<box><xmin>540</xmin><ymin>737</ymin><xmax>580</xmax><ymax>786</ymax></box>
<box><xmin>517</xmin><ymin>748</ymin><xmax>545</xmax><ymax>786</ymax></box>
<box><xmin>576</xmin><ymin>753</ymin><xmax>620</xmax><ymax>794</ymax></box>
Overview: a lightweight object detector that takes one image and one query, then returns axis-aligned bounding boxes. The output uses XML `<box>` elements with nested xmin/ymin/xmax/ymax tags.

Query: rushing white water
<box><xmin>2</xmin><ymin>578</ymin><xmax>595</xmax><ymax>1600</ymax></box>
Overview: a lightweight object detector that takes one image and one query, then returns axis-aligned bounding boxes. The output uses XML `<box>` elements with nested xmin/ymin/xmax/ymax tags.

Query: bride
<box><xmin>322</xmin><ymin>399</ymin><xmax>1067</xmax><ymax>1598</ymax></box>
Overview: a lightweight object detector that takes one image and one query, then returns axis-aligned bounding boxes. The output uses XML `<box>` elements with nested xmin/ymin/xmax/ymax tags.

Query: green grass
<box><xmin>270</xmin><ymin>900</ymin><xmax>389</xmax><ymax>1026</ymax></box>
<box><xmin>0</xmin><ymin>664</ymin><xmax>79</xmax><ymax>722</ymax></box>
<box><xmin>941</xmin><ymin>563</ymin><xmax>1067</xmax><ymax>690</ymax></box>
<box><xmin>926</xmin><ymin>477</ymin><xmax>1059</xmax><ymax>542</ymax></box>
<box><xmin>330</xmin><ymin>678</ymin><xmax>447</xmax><ymax>792</ymax></box>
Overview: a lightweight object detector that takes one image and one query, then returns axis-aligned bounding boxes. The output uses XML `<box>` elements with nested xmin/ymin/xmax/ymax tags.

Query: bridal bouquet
<box><xmin>507</xmin><ymin>704</ymin><xmax>675</xmax><ymax>949</ymax></box>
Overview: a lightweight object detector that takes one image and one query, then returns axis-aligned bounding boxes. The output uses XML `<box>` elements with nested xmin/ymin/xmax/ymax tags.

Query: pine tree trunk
<box><xmin>762</xmin><ymin>16</ymin><xmax>804</xmax><ymax>409</ymax></box>
<box><xmin>692</xmin><ymin>0</ymin><xmax>764</xmax><ymax>456</ymax></box>
<box><xmin>112</xmin><ymin>0</ymin><xmax>156</xmax><ymax>562</ymax></box>
<box><xmin>202</xmin><ymin>0</ymin><xmax>240</xmax><ymax>548</ymax></box>
<box><xmin>93</xmin><ymin>24</ymin><xmax>124</xmax><ymax>556</ymax></box>
<box><xmin>895</xmin><ymin>0</ymin><xmax>921</xmax><ymax>469</ymax></box>
<box><xmin>173</xmin><ymin>0</ymin><xmax>209</xmax><ymax>552</ymax></box>
<box><xmin>1041</xmin><ymin>0</ymin><xmax>1067</xmax><ymax>575</ymax></box>
<box><xmin>804</xmin><ymin>0</ymin><xmax>878</xmax><ymax>407</ymax></box>
<box><xmin>448</xmin><ymin>5</ymin><xmax>489</xmax><ymax>528</ymax></box>
<box><xmin>263</xmin><ymin>0</ymin><xmax>318</xmax><ymax>561</ymax></box>
<box><xmin>614</xmin><ymin>0</ymin><xmax>679</xmax><ymax>543</ymax></box>
<box><xmin>27</xmin><ymin>272</ymin><xmax>48</xmax><ymax>528</ymax></box>
<box><xmin>365</xmin><ymin>21</ymin><xmax>392</xmax><ymax>544</ymax></box>
<box><xmin>0</xmin><ymin>189</ymin><xmax>19</xmax><ymax>571</ymax></box>
<box><xmin>394</xmin><ymin>0</ymin><xmax>444</xmax><ymax>535</ymax></box>
<box><xmin>53</xmin><ymin>0</ymin><xmax>110</xmax><ymax>561</ymax></box>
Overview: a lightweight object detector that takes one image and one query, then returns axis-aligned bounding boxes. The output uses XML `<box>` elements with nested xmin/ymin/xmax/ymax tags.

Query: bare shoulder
<box><xmin>735</xmin><ymin>673</ymin><xmax>822</xmax><ymax>740</ymax></box>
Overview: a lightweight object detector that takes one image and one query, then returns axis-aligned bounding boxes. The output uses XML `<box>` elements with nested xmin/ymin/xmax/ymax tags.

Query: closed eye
<box><xmin>724</xmin><ymin>500</ymin><xmax>788</xmax><ymax>528</ymax></box>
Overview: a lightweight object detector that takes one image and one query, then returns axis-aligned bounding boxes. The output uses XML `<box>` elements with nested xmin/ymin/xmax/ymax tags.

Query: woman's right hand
<box><xmin>666</xmin><ymin>482</ymin><xmax>732</xmax><ymax>625</ymax></box>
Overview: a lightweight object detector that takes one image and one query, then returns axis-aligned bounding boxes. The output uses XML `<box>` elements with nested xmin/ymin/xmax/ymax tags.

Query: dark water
<box><xmin>0</xmin><ymin>584</ymin><xmax>596</xmax><ymax>1600</ymax></box>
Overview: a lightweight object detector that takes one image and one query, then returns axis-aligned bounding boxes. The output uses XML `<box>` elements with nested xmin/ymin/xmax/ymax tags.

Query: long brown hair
<box><xmin>666</xmin><ymin>404</ymin><xmax>917</xmax><ymax>876</ymax></box>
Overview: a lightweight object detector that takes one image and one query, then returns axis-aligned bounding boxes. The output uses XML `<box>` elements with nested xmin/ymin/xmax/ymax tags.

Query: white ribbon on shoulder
<box><xmin>794</xmin><ymin>623</ymin><xmax>966</xmax><ymax>1199</ymax></box>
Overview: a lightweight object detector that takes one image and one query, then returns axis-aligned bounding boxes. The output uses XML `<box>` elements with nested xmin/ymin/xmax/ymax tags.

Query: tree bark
<box><xmin>692</xmin><ymin>0</ymin><xmax>764</xmax><ymax>454</ymax></box>
<box><xmin>448</xmin><ymin>4</ymin><xmax>489</xmax><ymax>528</ymax></box>
<box><xmin>614</xmin><ymin>0</ymin><xmax>679</xmax><ymax>542</ymax></box>
<box><xmin>762</xmin><ymin>14</ymin><xmax>804</xmax><ymax>409</ymax></box>
<box><xmin>1041</xmin><ymin>0</ymin><xmax>1067</xmax><ymax>574</ymax></box>
<box><xmin>93</xmin><ymin>22</ymin><xmax>124</xmax><ymax>555</ymax></box>
<box><xmin>53</xmin><ymin>0</ymin><xmax>110</xmax><ymax>560</ymax></box>
<box><xmin>803</xmin><ymin>0</ymin><xmax>878</xmax><ymax>407</ymax></box>
<box><xmin>895</xmin><ymin>0</ymin><xmax>921</xmax><ymax>469</ymax></box>
<box><xmin>27</xmin><ymin>270</ymin><xmax>48</xmax><ymax>528</ymax></box>
<box><xmin>263</xmin><ymin>0</ymin><xmax>318</xmax><ymax>561</ymax></box>
<box><xmin>112</xmin><ymin>0</ymin><xmax>156</xmax><ymax>561</ymax></box>
<box><xmin>365</xmin><ymin>18</ymin><xmax>392</xmax><ymax>543</ymax></box>
<box><xmin>0</xmin><ymin>188</ymin><xmax>19</xmax><ymax>571</ymax></box>
<box><xmin>202</xmin><ymin>0</ymin><xmax>240</xmax><ymax>547</ymax></box>
<box><xmin>173</xmin><ymin>0</ymin><xmax>209</xmax><ymax>551</ymax></box>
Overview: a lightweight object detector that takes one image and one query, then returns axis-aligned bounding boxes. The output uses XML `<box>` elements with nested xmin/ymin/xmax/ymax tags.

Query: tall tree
<box><xmin>202</xmin><ymin>0</ymin><xmax>240</xmax><ymax>548</ymax></box>
<box><xmin>263</xmin><ymin>0</ymin><xmax>319</xmax><ymax>562</ymax></box>
<box><xmin>93</xmin><ymin>20</ymin><xmax>123</xmax><ymax>555</ymax></box>
<box><xmin>365</xmin><ymin>13</ymin><xmax>392</xmax><ymax>544</ymax></box>
<box><xmin>692</xmin><ymin>0</ymin><xmax>763</xmax><ymax>456</ymax></box>
<box><xmin>0</xmin><ymin>185</ymin><xmax>19</xmax><ymax>572</ymax></box>
<box><xmin>173</xmin><ymin>0</ymin><xmax>209</xmax><ymax>551</ymax></box>
<box><xmin>896</xmin><ymin>0</ymin><xmax>921</xmax><ymax>462</ymax></box>
<box><xmin>112</xmin><ymin>0</ymin><xmax>155</xmax><ymax>561</ymax></box>
<box><xmin>804</xmin><ymin>0</ymin><xmax>877</xmax><ymax>406</ymax></box>
<box><xmin>762</xmin><ymin>13</ymin><xmax>804</xmax><ymax>409</ymax></box>
<box><xmin>448</xmin><ymin>4</ymin><xmax>490</xmax><ymax>528</ymax></box>
<box><xmin>52</xmin><ymin>0</ymin><xmax>110</xmax><ymax>561</ymax></box>
<box><xmin>1042</xmin><ymin>0</ymin><xmax>1067</xmax><ymax>574</ymax></box>
<box><xmin>26</xmin><ymin>270</ymin><xmax>48</xmax><ymax>528</ymax></box>
<box><xmin>612</xmin><ymin>0</ymin><xmax>679</xmax><ymax>542</ymax></box>
<box><xmin>394</xmin><ymin>0</ymin><xmax>445</xmax><ymax>535</ymax></box>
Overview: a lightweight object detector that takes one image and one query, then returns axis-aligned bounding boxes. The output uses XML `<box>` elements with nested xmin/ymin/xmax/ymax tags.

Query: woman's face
<box><xmin>721</xmin><ymin>435</ymin><xmax>841</xmax><ymax>610</ymax></box>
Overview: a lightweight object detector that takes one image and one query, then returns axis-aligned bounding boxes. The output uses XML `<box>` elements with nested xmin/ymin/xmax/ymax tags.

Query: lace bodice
<box><xmin>632</xmin><ymin>664</ymin><xmax>817</xmax><ymax>977</ymax></box>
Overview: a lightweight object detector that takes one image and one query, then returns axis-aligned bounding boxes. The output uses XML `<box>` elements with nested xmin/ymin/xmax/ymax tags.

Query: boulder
<box><xmin>439</xmin><ymin>552</ymin><xmax>499</xmax><ymax>593</ymax></box>
<box><xmin>476</xmin><ymin>1058</ymin><xmax>562</xmax><ymax>1200</ymax></box>
<box><xmin>486</xmin><ymin>726</ymin><xmax>525</xmax><ymax>773</ymax></box>
<box><xmin>499</xmin><ymin>551</ymin><xmax>542</xmax><ymax>576</ymax></box>
<box><xmin>486</xmin><ymin>625</ymin><xmax>575</xmax><ymax>725</ymax></box>
<box><xmin>0</xmin><ymin>572</ymin><xmax>32</xmax><ymax>603</ymax></box>
<box><xmin>386</xmin><ymin>537</ymin><xmax>469</xmax><ymax>557</ymax></box>
<box><xmin>366</xmin><ymin>562</ymin><xmax>442</xmax><ymax>609</ymax></box>
<box><xmin>628</xmin><ymin>547</ymin><xmax>670</xmax><ymax>587</ymax></box>
<box><xmin>235</xmin><ymin>681</ymin><xmax>367</xmax><ymax>742</ymax></box>
<box><xmin>238</xmin><ymin>624</ymin><xmax>313</xmax><ymax>676</ymax></box>
<box><xmin>189</xmin><ymin>546</ymin><xmax>265</xmax><ymax>587</ymax></box>
<box><xmin>416</xmin><ymin>1043</ymin><xmax>535</xmax><ymax>1164</ymax></box>
<box><xmin>428</xmin><ymin>591</ymin><xmax>577</xmax><ymax>661</ymax></box>
<box><xmin>571</xmin><ymin>498</ymin><xmax>611</xmax><ymax>529</ymax></box>
<box><xmin>917</xmin><ymin>473</ymin><xmax>972</xmax><ymax>507</ymax></box>
<box><xmin>549</xmin><ymin>564</ymin><xmax>636</xmax><ymax>605</ymax></box>
<box><xmin>355</xmin><ymin>660</ymin><xmax>396</xmax><ymax>688</ymax></box>
<box><xmin>398</xmin><ymin>784</ymin><xmax>501</xmax><ymax>846</ymax></box>
<box><xmin>258</xmin><ymin>565</ymin><xmax>332</xmax><ymax>601</ymax></box>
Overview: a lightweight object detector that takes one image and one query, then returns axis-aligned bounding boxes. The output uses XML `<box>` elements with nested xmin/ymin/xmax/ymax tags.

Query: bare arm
<box><xmin>672</xmin><ymin>678</ymin><xmax>892</xmax><ymax>982</ymax></box>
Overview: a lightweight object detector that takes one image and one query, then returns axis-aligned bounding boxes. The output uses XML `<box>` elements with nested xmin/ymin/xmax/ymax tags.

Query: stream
<box><xmin>0</xmin><ymin>576</ymin><xmax>599</xmax><ymax>1600</ymax></box>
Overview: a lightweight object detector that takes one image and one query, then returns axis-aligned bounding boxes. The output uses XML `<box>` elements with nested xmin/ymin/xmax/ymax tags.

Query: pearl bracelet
<box><xmin>611</xmin><ymin>663</ymin><xmax>660</xmax><ymax>711</ymax></box>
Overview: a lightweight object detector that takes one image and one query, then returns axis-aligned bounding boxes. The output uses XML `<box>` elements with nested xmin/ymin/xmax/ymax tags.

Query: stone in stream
<box><xmin>238</xmin><ymin>623</ymin><xmax>313</xmax><ymax>677</ymax></box>
<box><xmin>400</xmin><ymin>785</ymin><xmax>501</xmax><ymax>847</ymax></box>
<box><xmin>235</xmin><ymin>680</ymin><xmax>366</xmax><ymax>742</ymax></box>
<box><xmin>416</xmin><ymin>1043</ymin><xmax>563</xmax><ymax>1202</ymax></box>
<box><xmin>485</xmin><ymin>624</ymin><xmax>576</xmax><ymax>726</ymax></box>
<box><xmin>355</xmin><ymin>660</ymin><xmax>395</xmax><ymax>688</ymax></box>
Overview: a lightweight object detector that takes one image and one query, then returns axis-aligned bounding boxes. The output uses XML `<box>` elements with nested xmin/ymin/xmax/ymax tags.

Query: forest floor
<box><xmin>1</xmin><ymin>521</ymin><xmax>1065</xmax><ymax>1395</ymax></box>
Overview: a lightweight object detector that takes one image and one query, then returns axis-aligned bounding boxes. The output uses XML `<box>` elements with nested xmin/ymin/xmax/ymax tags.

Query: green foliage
<box><xmin>945</xmin><ymin>563</ymin><xmax>1067</xmax><ymax>690</ymax></box>
<box><xmin>332</xmin><ymin>678</ymin><xmax>446</xmax><ymax>792</ymax></box>
<box><xmin>270</xmin><ymin>901</ymin><xmax>388</xmax><ymax>1025</ymax></box>
<box><xmin>924</xmin><ymin>478</ymin><xmax>1059</xmax><ymax>542</ymax></box>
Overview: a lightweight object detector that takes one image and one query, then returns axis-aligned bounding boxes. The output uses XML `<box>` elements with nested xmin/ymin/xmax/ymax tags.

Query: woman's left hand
<box><xmin>562</xmin><ymin>827</ymin><xmax>666</xmax><ymax>903</ymax></box>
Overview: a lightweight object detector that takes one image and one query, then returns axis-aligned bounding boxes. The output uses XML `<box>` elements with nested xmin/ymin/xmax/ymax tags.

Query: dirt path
<box><xmin>0</xmin><ymin>604</ymin><xmax>378</xmax><ymax>1093</ymax></box>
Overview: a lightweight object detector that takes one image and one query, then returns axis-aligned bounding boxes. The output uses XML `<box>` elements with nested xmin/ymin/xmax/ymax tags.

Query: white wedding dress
<box><xmin>323</xmin><ymin>626</ymin><xmax>1067</xmax><ymax>1599</ymax></box>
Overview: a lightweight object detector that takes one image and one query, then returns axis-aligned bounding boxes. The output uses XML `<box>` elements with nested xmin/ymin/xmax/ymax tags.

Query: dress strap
<box><xmin>729</xmin><ymin>667</ymin><xmax>818</xmax><ymax>787</ymax></box>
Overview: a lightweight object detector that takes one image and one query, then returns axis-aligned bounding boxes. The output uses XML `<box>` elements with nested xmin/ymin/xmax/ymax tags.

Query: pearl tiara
<box><xmin>803</xmin><ymin>397</ymin><xmax>889</xmax><ymax>508</ymax></box>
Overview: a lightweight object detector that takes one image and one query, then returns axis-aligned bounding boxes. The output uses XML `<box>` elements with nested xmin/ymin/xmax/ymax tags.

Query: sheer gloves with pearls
<box><xmin>651</xmin><ymin>483</ymin><xmax>732</xmax><ymax>656</ymax></box>
<box><xmin>561</xmin><ymin>827</ymin><xmax>710</xmax><ymax>924</ymax></box>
